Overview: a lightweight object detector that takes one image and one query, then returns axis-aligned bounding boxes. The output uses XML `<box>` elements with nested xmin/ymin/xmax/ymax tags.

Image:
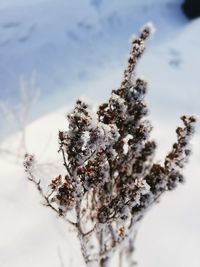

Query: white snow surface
<box><xmin>0</xmin><ymin>1</ymin><xmax>200</xmax><ymax>267</ymax></box>
<box><xmin>1</xmin><ymin>105</ymin><xmax>199</xmax><ymax>267</ymax></box>
<box><xmin>0</xmin><ymin>0</ymin><xmax>186</xmax><ymax>109</ymax></box>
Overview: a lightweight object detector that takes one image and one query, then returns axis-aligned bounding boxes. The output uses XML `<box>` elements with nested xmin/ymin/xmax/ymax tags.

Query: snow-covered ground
<box><xmin>0</xmin><ymin>0</ymin><xmax>200</xmax><ymax>266</ymax></box>
<box><xmin>0</xmin><ymin>0</ymin><xmax>187</xmax><ymax>134</ymax></box>
<box><xmin>0</xmin><ymin>102</ymin><xmax>199</xmax><ymax>267</ymax></box>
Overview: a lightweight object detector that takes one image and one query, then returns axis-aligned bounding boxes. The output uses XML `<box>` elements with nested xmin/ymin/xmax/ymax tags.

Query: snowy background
<box><xmin>0</xmin><ymin>0</ymin><xmax>200</xmax><ymax>266</ymax></box>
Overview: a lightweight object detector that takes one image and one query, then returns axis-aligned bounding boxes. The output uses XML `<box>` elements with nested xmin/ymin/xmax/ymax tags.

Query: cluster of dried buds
<box><xmin>24</xmin><ymin>24</ymin><xmax>196</xmax><ymax>267</ymax></box>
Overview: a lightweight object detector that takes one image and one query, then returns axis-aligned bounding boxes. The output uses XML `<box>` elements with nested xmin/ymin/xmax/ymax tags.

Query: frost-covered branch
<box><xmin>24</xmin><ymin>24</ymin><xmax>196</xmax><ymax>267</ymax></box>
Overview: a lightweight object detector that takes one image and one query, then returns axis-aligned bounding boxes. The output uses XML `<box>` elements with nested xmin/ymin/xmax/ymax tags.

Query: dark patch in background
<box><xmin>182</xmin><ymin>0</ymin><xmax>200</xmax><ymax>19</ymax></box>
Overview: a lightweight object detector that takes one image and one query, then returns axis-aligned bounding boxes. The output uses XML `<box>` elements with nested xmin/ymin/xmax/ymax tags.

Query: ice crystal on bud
<box><xmin>25</xmin><ymin>25</ymin><xmax>196</xmax><ymax>267</ymax></box>
<box><xmin>24</xmin><ymin>154</ymin><xmax>35</xmax><ymax>171</ymax></box>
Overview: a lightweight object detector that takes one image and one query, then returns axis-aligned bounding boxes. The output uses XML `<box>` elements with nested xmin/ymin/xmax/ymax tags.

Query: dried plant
<box><xmin>24</xmin><ymin>24</ymin><xmax>196</xmax><ymax>267</ymax></box>
<box><xmin>0</xmin><ymin>75</ymin><xmax>40</xmax><ymax>160</ymax></box>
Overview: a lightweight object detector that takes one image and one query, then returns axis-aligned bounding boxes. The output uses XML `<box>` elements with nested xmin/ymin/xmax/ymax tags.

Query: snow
<box><xmin>1</xmin><ymin>110</ymin><xmax>199</xmax><ymax>267</ymax></box>
<box><xmin>0</xmin><ymin>0</ymin><xmax>186</xmax><ymax>114</ymax></box>
<box><xmin>0</xmin><ymin>0</ymin><xmax>49</xmax><ymax>9</ymax></box>
<box><xmin>0</xmin><ymin>1</ymin><xmax>200</xmax><ymax>267</ymax></box>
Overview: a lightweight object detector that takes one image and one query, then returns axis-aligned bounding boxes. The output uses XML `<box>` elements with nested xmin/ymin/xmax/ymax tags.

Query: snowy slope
<box><xmin>0</xmin><ymin>0</ymin><xmax>189</xmax><ymax>141</ymax></box>
<box><xmin>0</xmin><ymin>0</ymin><xmax>185</xmax><ymax>107</ymax></box>
<box><xmin>0</xmin><ymin>0</ymin><xmax>189</xmax><ymax>140</ymax></box>
<box><xmin>0</xmin><ymin>110</ymin><xmax>199</xmax><ymax>267</ymax></box>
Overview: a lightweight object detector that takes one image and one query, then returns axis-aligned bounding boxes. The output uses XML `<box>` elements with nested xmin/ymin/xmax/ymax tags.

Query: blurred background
<box><xmin>0</xmin><ymin>0</ymin><xmax>199</xmax><ymax>137</ymax></box>
<box><xmin>0</xmin><ymin>0</ymin><xmax>199</xmax><ymax>267</ymax></box>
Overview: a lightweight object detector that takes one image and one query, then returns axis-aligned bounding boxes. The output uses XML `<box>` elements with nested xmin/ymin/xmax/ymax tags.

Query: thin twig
<box><xmin>60</xmin><ymin>148</ymin><xmax>72</xmax><ymax>177</ymax></box>
<box><xmin>27</xmin><ymin>173</ymin><xmax>77</xmax><ymax>227</ymax></box>
<box><xmin>57</xmin><ymin>246</ymin><xmax>66</xmax><ymax>267</ymax></box>
<box><xmin>119</xmin><ymin>249</ymin><xmax>123</xmax><ymax>267</ymax></box>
